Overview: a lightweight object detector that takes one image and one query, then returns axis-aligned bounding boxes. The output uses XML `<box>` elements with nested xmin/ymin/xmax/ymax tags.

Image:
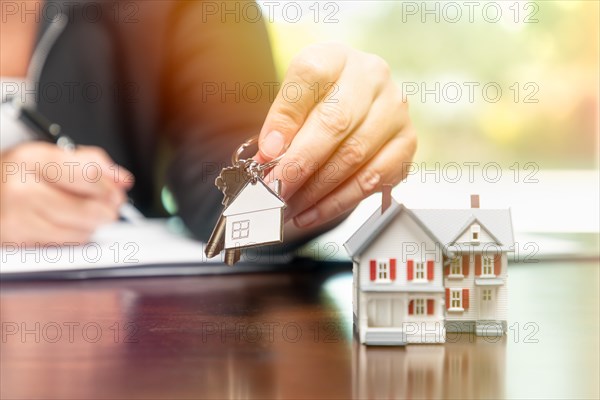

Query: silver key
<box><xmin>205</xmin><ymin>161</ymin><xmax>252</xmax><ymax>263</ymax></box>
<box><xmin>205</xmin><ymin>136</ymin><xmax>286</xmax><ymax>266</ymax></box>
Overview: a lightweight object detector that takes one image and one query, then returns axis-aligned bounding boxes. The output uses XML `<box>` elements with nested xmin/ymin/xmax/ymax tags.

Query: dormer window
<box><xmin>471</xmin><ymin>224</ymin><xmax>480</xmax><ymax>243</ymax></box>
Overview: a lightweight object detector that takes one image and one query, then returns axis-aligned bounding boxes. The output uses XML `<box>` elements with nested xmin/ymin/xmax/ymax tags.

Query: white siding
<box><xmin>355</xmin><ymin>211</ymin><xmax>446</xmax><ymax>344</ymax></box>
<box><xmin>358</xmin><ymin>291</ymin><xmax>445</xmax><ymax>344</ymax></box>
<box><xmin>353</xmin><ymin>261</ymin><xmax>359</xmax><ymax>318</ymax></box>
<box><xmin>455</xmin><ymin>222</ymin><xmax>498</xmax><ymax>248</ymax></box>
<box><xmin>224</xmin><ymin>209</ymin><xmax>282</xmax><ymax>249</ymax></box>
<box><xmin>444</xmin><ymin>253</ymin><xmax>508</xmax><ymax>323</ymax></box>
<box><xmin>357</xmin><ymin>211</ymin><xmax>445</xmax><ymax>292</ymax></box>
<box><xmin>496</xmin><ymin>255</ymin><xmax>508</xmax><ymax>321</ymax></box>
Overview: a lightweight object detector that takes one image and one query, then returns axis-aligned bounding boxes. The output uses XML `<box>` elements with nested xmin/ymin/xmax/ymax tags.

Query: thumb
<box><xmin>256</xmin><ymin>45</ymin><xmax>346</xmax><ymax>163</ymax></box>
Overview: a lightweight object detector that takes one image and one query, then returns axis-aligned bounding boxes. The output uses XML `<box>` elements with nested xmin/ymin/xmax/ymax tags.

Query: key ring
<box><xmin>232</xmin><ymin>135</ymin><xmax>286</xmax><ymax>172</ymax></box>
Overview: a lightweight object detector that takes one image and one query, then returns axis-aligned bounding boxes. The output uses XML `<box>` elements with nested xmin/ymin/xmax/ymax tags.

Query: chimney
<box><xmin>382</xmin><ymin>184</ymin><xmax>392</xmax><ymax>214</ymax></box>
<box><xmin>470</xmin><ymin>194</ymin><xmax>480</xmax><ymax>209</ymax></box>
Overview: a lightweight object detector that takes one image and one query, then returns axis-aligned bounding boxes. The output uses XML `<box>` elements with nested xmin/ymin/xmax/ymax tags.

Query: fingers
<box><xmin>51</xmin><ymin>146</ymin><xmax>132</xmax><ymax>202</ymax></box>
<box><xmin>256</xmin><ymin>43</ymin><xmax>349</xmax><ymax>162</ymax></box>
<box><xmin>272</xmin><ymin>56</ymin><xmax>392</xmax><ymax>200</ymax></box>
<box><xmin>285</xmin><ymin>84</ymin><xmax>409</xmax><ymax>218</ymax></box>
<box><xmin>256</xmin><ymin>44</ymin><xmax>414</xmax><ymax>232</ymax></box>
<box><xmin>293</xmin><ymin>125</ymin><xmax>417</xmax><ymax>228</ymax></box>
<box><xmin>0</xmin><ymin>142</ymin><xmax>131</xmax><ymax>246</ymax></box>
<box><xmin>9</xmin><ymin>143</ymin><xmax>133</xmax><ymax>204</ymax></box>
<box><xmin>31</xmin><ymin>182</ymin><xmax>120</xmax><ymax>233</ymax></box>
<box><xmin>0</xmin><ymin>184</ymin><xmax>97</xmax><ymax>246</ymax></box>
<box><xmin>2</xmin><ymin>209</ymin><xmax>93</xmax><ymax>246</ymax></box>
<box><xmin>76</xmin><ymin>146</ymin><xmax>135</xmax><ymax>189</ymax></box>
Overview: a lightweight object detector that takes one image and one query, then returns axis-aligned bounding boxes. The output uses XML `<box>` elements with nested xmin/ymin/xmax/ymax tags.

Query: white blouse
<box><xmin>1</xmin><ymin>77</ymin><xmax>35</xmax><ymax>151</ymax></box>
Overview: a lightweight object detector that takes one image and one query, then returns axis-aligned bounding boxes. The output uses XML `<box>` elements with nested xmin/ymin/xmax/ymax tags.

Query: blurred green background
<box><xmin>260</xmin><ymin>0</ymin><xmax>599</xmax><ymax>169</ymax></box>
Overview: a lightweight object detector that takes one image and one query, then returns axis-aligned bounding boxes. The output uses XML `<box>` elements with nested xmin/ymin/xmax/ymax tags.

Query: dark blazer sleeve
<box><xmin>162</xmin><ymin>1</ymin><xmax>277</xmax><ymax>240</ymax></box>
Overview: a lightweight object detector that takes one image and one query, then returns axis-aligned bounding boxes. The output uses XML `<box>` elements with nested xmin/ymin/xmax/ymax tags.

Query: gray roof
<box><xmin>344</xmin><ymin>200</ymin><xmax>514</xmax><ymax>257</ymax></box>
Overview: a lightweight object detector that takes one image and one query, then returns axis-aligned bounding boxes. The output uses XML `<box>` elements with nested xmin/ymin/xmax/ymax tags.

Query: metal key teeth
<box><xmin>205</xmin><ymin>161</ymin><xmax>252</xmax><ymax>263</ymax></box>
<box><xmin>205</xmin><ymin>216</ymin><xmax>226</xmax><ymax>258</ymax></box>
<box><xmin>224</xmin><ymin>249</ymin><xmax>241</xmax><ymax>266</ymax></box>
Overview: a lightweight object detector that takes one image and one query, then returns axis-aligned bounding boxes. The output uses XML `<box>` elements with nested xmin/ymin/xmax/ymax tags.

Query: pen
<box><xmin>15</xmin><ymin>101</ymin><xmax>145</xmax><ymax>224</ymax></box>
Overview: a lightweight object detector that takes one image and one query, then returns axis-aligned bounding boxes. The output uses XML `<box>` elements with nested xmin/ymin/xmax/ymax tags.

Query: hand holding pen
<box><xmin>0</xmin><ymin>104</ymin><xmax>143</xmax><ymax>246</ymax></box>
<box><xmin>15</xmin><ymin>103</ymin><xmax>144</xmax><ymax>223</ymax></box>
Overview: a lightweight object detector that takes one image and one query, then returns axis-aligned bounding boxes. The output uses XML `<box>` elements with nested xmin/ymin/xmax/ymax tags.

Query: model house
<box><xmin>222</xmin><ymin>179</ymin><xmax>285</xmax><ymax>250</ymax></box>
<box><xmin>344</xmin><ymin>188</ymin><xmax>514</xmax><ymax>345</ymax></box>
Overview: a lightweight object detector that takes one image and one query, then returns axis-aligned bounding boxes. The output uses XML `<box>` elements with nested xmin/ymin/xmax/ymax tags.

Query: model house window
<box><xmin>377</xmin><ymin>260</ymin><xmax>390</xmax><ymax>281</ymax></box>
<box><xmin>415</xmin><ymin>261</ymin><xmax>425</xmax><ymax>280</ymax></box>
<box><xmin>482</xmin><ymin>289</ymin><xmax>492</xmax><ymax>301</ymax></box>
<box><xmin>414</xmin><ymin>299</ymin><xmax>425</xmax><ymax>315</ymax></box>
<box><xmin>231</xmin><ymin>220</ymin><xmax>250</xmax><ymax>240</ymax></box>
<box><xmin>482</xmin><ymin>256</ymin><xmax>493</xmax><ymax>276</ymax></box>
<box><xmin>450</xmin><ymin>289</ymin><xmax>462</xmax><ymax>309</ymax></box>
<box><xmin>450</xmin><ymin>257</ymin><xmax>462</xmax><ymax>275</ymax></box>
<box><xmin>471</xmin><ymin>224</ymin><xmax>480</xmax><ymax>242</ymax></box>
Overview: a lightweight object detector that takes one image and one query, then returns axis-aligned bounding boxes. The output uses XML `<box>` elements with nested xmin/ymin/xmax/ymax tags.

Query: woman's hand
<box><xmin>256</xmin><ymin>43</ymin><xmax>416</xmax><ymax>229</ymax></box>
<box><xmin>0</xmin><ymin>142</ymin><xmax>133</xmax><ymax>246</ymax></box>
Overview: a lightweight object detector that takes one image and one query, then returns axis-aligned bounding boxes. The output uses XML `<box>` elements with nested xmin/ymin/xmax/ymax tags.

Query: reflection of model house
<box><xmin>352</xmin><ymin>334</ymin><xmax>506</xmax><ymax>398</ymax></box>
<box><xmin>222</xmin><ymin>179</ymin><xmax>285</xmax><ymax>250</ymax></box>
<box><xmin>353</xmin><ymin>341</ymin><xmax>445</xmax><ymax>399</ymax></box>
<box><xmin>344</xmin><ymin>189</ymin><xmax>514</xmax><ymax>345</ymax></box>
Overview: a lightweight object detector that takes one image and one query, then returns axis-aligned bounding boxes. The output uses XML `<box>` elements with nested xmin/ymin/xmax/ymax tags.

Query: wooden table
<box><xmin>1</xmin><ymin>260</ymin><xmax>598</xmax><ymax>399</ymax></box>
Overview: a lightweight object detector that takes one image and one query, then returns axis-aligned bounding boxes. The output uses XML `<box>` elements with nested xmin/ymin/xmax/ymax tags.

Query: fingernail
<box><xmin>364</xmin><ymin>171</ymin><xmax>381</xmax><ymax>191</ymax></box>
<box><xmin>260</xmin><ymin>130</ymin><xmax>285</xmax><ymax>160</ymax></box>
<box><xmin>294</xmin><ymin>208</ymin><xmax>319</xmax><ymax>228</ymax></box>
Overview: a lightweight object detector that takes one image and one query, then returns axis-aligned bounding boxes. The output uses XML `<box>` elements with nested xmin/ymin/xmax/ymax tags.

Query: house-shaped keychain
<box><xmin>222</xmin><ymin>179</ymin><xmax>285</xmax><ymax>250</ymax></box>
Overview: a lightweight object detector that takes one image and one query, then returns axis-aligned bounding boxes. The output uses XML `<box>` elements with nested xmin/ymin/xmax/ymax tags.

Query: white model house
<box><xmin>344</xmin><ymin>190</ymin><xmax>514</xmax><ymax>345</ymax></box>
<box><xmin>222</xmin><ymin>179</ymin><xmax>285</xmax><ymax>250</ymax></box>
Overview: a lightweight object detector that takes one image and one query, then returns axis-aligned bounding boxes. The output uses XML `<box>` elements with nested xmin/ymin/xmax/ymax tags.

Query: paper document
<box><xmin>0</xmin><ymin>219</ymin><xmax>293</xmax><ymax>278</ymax></box>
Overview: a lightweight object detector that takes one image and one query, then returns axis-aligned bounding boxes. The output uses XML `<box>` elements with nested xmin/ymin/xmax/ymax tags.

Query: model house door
<box><xmin>479</xmin><ymin>288</ymin><xmax>496</xmax><ymax>320</ymax></box>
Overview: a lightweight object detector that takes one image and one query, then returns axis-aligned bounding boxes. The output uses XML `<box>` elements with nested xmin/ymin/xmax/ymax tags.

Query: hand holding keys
<box><xmin>205</xmin><ymin>137</ymin><xmax>286</xmax><ymax>265</ymax></box>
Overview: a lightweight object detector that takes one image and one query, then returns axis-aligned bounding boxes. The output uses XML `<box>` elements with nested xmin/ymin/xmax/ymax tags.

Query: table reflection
<box><xmin>353</xmin><ymin>335</ymin><xmax>506</xmax><ymax>399</ymax></box>
<box><xmin>2</xmin><ymin>260</ymin><xmax>598</xmax><ymax>399</ymax></box>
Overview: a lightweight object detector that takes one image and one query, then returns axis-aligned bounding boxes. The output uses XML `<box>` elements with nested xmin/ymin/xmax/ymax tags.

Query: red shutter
<box><xmin>390</xmin><ymin>258</ymin><xmax>396</xmax><ymax>281</ymax></box>
<box><xmin>370</xmin><ymin>260</ymin><xmax>376</xmax><ymax>281</ymax></box>
<box><xmin>475</xmin><ymin>255</ymin><xmax>482</xmax><ymax>276</ymax></box>
<box><xmin>462</xmin><ymin>255</ymin><xmax>470</xmax><ymax>276</ymax></box>
<box><xmin>427</xmin><ymin>299</ymin><xmax>434</xmax><ymax>315</ymax></box>
<box><xmin>462</xmin><ymin>289</ymin><xmax>469</xmax><ymax>310</ymax></box>
<box><xmin>445</xmin><ymin>289</ymin><xmax>450</xmax><ymax>309</ymax></box>
<box><xmin>427</xmin><ymin>260</ymin><xmax>434</xmax><ymax>280</ymax></box>
<box><xmin>494</xmin><ymin>254</ymin><xmax>502</xmax><ymax>276</ymax></box>
<box><xmin>408</xmin><ymin>300</ymin><xmax>414</xmax><ymax>315</ymax></box>
<box><xmin>407</xmin><ymin>260</ymin><xmax>414</xmax><ymax>281</ymax></box>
